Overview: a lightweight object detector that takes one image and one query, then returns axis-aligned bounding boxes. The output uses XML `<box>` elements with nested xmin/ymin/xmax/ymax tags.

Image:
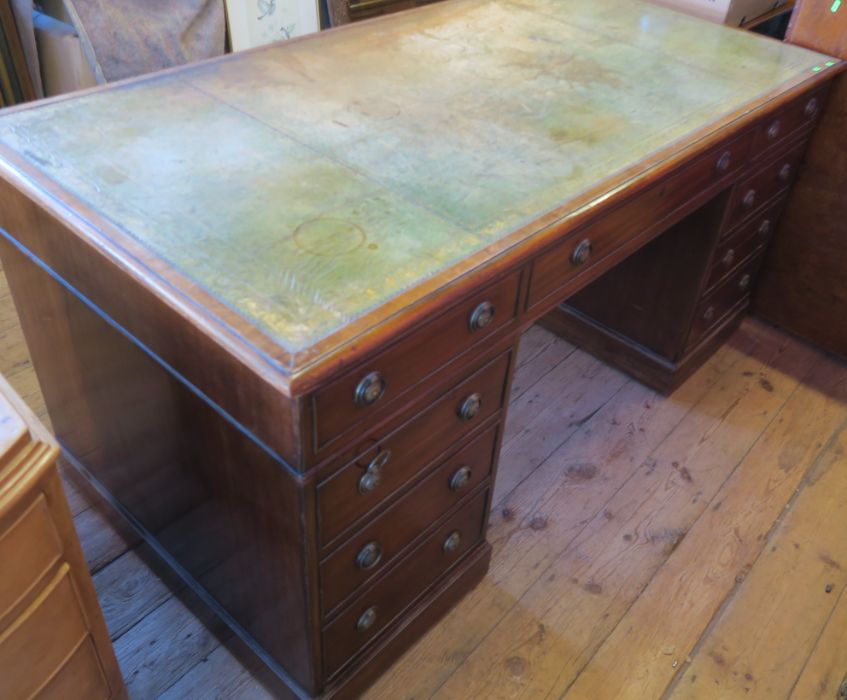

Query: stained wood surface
<box><xmin>0</xmin><ymin>0</ymin><xmax>838</xmax><ymax>386</ymax></box>
<box><xmin>3</xmin><ymin>264</ymin><xmax>847</xmax><ymax>698</ymax></box>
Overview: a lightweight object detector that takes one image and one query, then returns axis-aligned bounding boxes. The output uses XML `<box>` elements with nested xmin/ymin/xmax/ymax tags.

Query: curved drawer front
<box><xmin>312</xmin><ymin>271</ymin><xmax>521</xmax><ymax>453</ymax></box>
<box><xmin>317</xmin><ymin>350</ymin><xmax>511</xmax><ymax>548</ymax></box>
<box><xmin>322</xmin><ymin>488</ymin><xmax>488</xmax><ymax>678</ymax></box>
<box><xmin>320</xmin><ymin>423</ymin><xmax>499</xmax><ymax>615</ymax></box>
<box><xmin>0</xmin><ymin>495</ymin><xmax>63</xmax><ymax>623</ymax></box>
<box><xmin>0</xmin><ymin>565</ymin><xmax>89</xmax><ymax>700</ymax></box>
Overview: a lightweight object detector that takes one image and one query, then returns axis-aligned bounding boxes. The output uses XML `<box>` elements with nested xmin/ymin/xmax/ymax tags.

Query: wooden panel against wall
<box><xmin>753</xmin><ymin>0</ymin><xmax>847</xmax><ymax>360</ymax></box>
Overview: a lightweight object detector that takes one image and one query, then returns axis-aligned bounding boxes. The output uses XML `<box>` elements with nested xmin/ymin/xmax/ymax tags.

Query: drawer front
<box><xmin>312</xmin><ymin>271</ymin><xmax>521</xmax><ymax>451</ymax></box>
<box><xmin>322</xmin><ymin>488</ymin><xmax>488</xmax><ymax>677</ymax></box>
<box><xmin>318</xmin><ymin>349</ymin><xmax>511</xmax><ymax>548</ymax></box>
<box><xmin>706</xmin><ymin>198</ymin><xmax>785</xmax><ymax>292</ymax></box>
<box><xmin>320</xmin><ymin>423</ymin><xmax>499</xmax><ymax>615</ymax></box>
<box><xmin>0</xmin><ymin>495</ymin><xmax>63</xmax><ymax>622</ymax></box>
<box><xmin>38</xmin><ymin>637</ymin><xmax>110</xmax><ymax>700</ymax></box>
<box><xmin>0</xmin><ymin>565</ymin><xmax>89</xmax><ymax>700</ymax></box>
<box><xmin>752</xmin><ymin>87</ymin><xmax>825</xmax><ymax>156</ymax></box>
<box><xmin>688</xmin><ymin>255</ymin><xmax>763</xmax><ymax>351</ymax></box>
<box><xmin>725</xmin><ymin>142</ymin><xmax>806</xmax><ymax>230</ymax></box>
<box><xmin>527</xmin><ymin>131</ymin><xmax>752</xmax><ymax>310</ymax></box>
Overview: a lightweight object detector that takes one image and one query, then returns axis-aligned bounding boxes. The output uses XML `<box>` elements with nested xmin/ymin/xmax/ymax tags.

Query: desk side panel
<box><xmin>0</xmin><ymin>177</ymin><xmax>306</xmax><ymax>468</ymax></box>
<box><xmin>0</xmin><ymin>237</ymin><xmax>322</xmax><ymax>694</ymax></box>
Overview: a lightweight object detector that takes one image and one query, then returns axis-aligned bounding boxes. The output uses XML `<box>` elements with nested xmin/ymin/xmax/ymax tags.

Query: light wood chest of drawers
<box><xmin>0</xmin><ymin>376</ymin><xmax>125</xmax><ymax>700</ymax></box>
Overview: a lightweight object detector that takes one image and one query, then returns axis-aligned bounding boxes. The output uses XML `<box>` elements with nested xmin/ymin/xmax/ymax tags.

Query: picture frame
<box><xmin>225</xmin><ymin>0</ymin><xmax>320</xmax><ymax>51</ymax></box>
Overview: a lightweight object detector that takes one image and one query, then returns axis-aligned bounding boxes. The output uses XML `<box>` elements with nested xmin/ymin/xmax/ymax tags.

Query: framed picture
<box><xmin>225</xmin><ymin>0</ymin><xmax>320</xmax><ymax>51</ymax></box>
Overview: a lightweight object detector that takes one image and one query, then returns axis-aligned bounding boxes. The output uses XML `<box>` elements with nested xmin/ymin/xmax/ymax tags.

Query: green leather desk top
<box><xmin>0</xmin><ymin>0</ymin><xmax>837</xmax><ymax>374</ymax></box>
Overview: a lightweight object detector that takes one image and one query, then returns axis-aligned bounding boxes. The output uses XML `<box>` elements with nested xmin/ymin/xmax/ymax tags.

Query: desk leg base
<box><xmin>322</xmin><ymin>541</ymin><xmax>492</xmax><ymax>700</ymax></box>
<box><xmin>541</xmin><ymin>304</ymin><xmax>746</xmax><ymax>394</ymax></box>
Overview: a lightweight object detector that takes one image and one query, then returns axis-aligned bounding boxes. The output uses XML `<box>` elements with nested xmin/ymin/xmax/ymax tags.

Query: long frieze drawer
<box><xmin>0</xmin><ymin>565</ymin><xmax>89</xmax><ymax>700</ymax></box>
<box><xmin>0</xmin><ymin>494</ymin><xmax>63</xmax><ymax>622</ymax></box>
<box><xmin>707</xmin><ymin>198</ymin><xmax>785</xmax><ymax>292</ymax></box>
<box><xmin>317</xmin><ymin>350</ymin><xmax>511</xmax><ymax>548</ymax></box>
<box><xmin>322</xmin><ymin>488</ymin><xmax>488</xmax><ymax>678</ymax></box>
<box><xmin>724</xmin><ymin>141</ymin><xmax>806</xmax><ymax>230</ymax></box>
<box><xmin>320</xmin><ymin>423</ymin><xmax>499</xmax><ymax>615</ymax></box>
<box><xmin>527</xmin><ymin>131</ymin><xmax>753</xmax><ymax>310</ymax></box>
<box><xmin>752</xmin><ymin>86</ymin><xmax>826</xmax><ymax>156</ymax></box>
<box><xmin>311</xmin><ymin>270</ymin><xmax>521</xmax><ymax>452</ymax></box>
<box><xmin>687</xmin><ymin>255</ymin><xmax>763</xmax><ymax>352</ymax></box>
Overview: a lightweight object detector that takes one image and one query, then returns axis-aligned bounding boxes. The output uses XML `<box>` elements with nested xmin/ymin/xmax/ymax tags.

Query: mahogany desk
<box><xmin>0</xmin><ymin>1</ymin><xmax>840</xmax><ymax>696</ymax></box>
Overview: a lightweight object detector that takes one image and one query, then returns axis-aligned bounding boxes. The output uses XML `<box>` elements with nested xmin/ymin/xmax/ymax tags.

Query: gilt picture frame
<box><xmin>225</xmin><ymin>0</ymin><xmax>320</xmax><ymax>51</ymax></box>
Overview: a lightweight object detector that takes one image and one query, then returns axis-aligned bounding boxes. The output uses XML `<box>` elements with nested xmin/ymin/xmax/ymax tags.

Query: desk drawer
<box><xmin>0</xmin><ymin>565</ymin><xmax>89</xmax><ymax>700</ymax></box>
<box><xmin>706</xmin><ymin>198</ymin><xmax>784</xmax><ymax>292</ymax></box>
<box><xmin>320</xmin><ymin>423</ymin><xmax>498</xmax><ymax>615</ymax></box>
<box><xmin>752</xmin><ymin>87</ymin><xmax>825</xmax><ymax>157</ymax></box>
<box><xmin>528</xmin><ymin>132</ymin><xmax>752</xmax><ymax>310</ymax></box>
<box><xmin>317</xmin><ymin>349</ymin><xmax>511</xmax><ymax>548</ymax></box>
<box><xmin>725</xmin><ymin>142</ymin><xmax>805</xmax><ymax>230</ymax></box>
<box><xmin>688</xmin><ymin>255</ymin><xmax>762</xmax><ymax>351</ymax></box>
<box><xmin>322</xmin><ymin>488</ymin><xmax>488</xmax><ymax>677</ymax></box>
<box><xmin>0</xmin><ymin>495</ymin><xmax>63</xmax><ymax>623</ymax></box>
<box><xmin>312</xmin><ymin>271</ymin><xmax>521</xmax><ymax>452</ymax></box>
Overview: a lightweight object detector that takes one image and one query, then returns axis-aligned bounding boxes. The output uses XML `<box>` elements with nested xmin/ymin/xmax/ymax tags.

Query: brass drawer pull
<box><xmin>703</xmin><ymin>306</ymin><xmax>715</xmax><ymax>323</ymax></box>
<box><xmin>758</xmin><ymin>219</ymin><xmax>772</xmax><ymax>237</ymax></box>
<box><xmin>722</xmin><ymin>249</ymin><xmax>736</xmax><ymax>268</ymax></box>
<box><xmin>805</xmin><ymin>97</ymin><xmax>819</xmax><ymax>118</ymax></box>
<box><xmin>355</xmin><ymin>541</ymin><xmax>382</xmax><ymax>570</ymax></box>
<box><xmin>458</xmin><ymin>393</ymin><xmax>483</xmax><ymax>421</ymax></box>
<box><xmin>715</xmin><ymin>150</ymin><xmax>732</xmax><ymax>173</ymax></box>
<box><xmin>571</xmin><ymin>239</ymin><xmax>592</xmax><ymax>266</ymax></box>
<box><xmin>778</xmin><ymin>163</ymin><xmax>792</xmax><ymax>183</ymax></box>
<box><xmin>358</xmin><ymin>450</ymin><xmax>390</xmax><ymax>494</ymax></box>
<box><xmin>449</xmin><ymin>466</ymin><xmax>472</xmax><ymax>491</ymax></box>
<box><xmin>742</xmin><ymin>189</ymin><xmax>757</xmax><ymax>210</ymax></box>
<box><xmin>469</xmin><ymin>301</ymin><xmax>496</xmax><ymax>332</ymax></box>
<box><xmin>766</xmin><ymin>120</ymin><xmax>781</xmax><ymax>140</ymax></box>
<box><xmin>356</xmin><ymin>606</ymin><xmax>377</xmax><ymax>632</ymax></box>
<box><xmin>354</xmin><ymin>371</ymin><xmax>386</xmax><ymax>407</ymax></box>
<box><xmin>442</xmin><ymin>530</ymin><xmax>462</xmax><ymax>554</ymax></box>
<box><xmin>738</xmin><ymin>273</ymin><xmax>752</xmax><ymax>292</ymax></box>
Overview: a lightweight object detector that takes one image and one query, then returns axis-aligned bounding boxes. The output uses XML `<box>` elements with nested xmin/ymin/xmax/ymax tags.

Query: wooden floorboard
<box><xmin>2</xmin><ymin>261</ymin><xmax>847</xmax><ymax>699</ymax></box>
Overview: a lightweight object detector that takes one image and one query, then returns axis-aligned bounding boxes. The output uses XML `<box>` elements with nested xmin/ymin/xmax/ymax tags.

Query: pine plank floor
<box><xmin>3</xmin><ymin>262</ymin><xmax>847</xmax><ymax>700</ymax></box>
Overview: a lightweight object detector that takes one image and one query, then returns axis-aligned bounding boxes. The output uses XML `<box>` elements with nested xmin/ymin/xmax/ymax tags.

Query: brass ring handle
<box><xmin>358</xmin><ymin>450</ymin><xmax>390</xmax><ymax>494</ymax></box>
<box><xmin>458</xmin><ymin>393</ymin><xmax>483</xmax><ymax>421</ymax></box>
<box><xmin>804</xmin><ymin>97</ymin><xmax>819</xmax><ymax>118</ymax></box>
<box><xmin>738</xmin><ymin>273</ymin><xmax>752</xmax><ymax>292</ymax></box>
<box><xmin>449</xmin><ymin>466</ymin><xmax>472</xmax><ymax>491</ymax></box>
<box><xmin>354</xmin><ymin>371</ymin><xmax>386</xmax><ymax>407</ymax></box>
<box><xmin>703</xmin><ymin>306</ymin><xmax>715</xmax><ymax>323</ymax></box>
<box><xmin>469</xmin><ymin>301</ymin><xmax>496</xmax><ymax>332</ymax></box>
<box><xmin>571</xmin><ymin>239</ymin><xmax>592</xmax><ymax>266</ymax></box>
<box><xmin>355</xmin><ymin>541</ymin><xmax>382</xmax><ymax>570</ymax></box>
<box><xmin>742</xmin><ymin>189</ymin><xmax>757</xmax><ymax>210</ymax></box>
<box><xmin>442</xmin><ymin>530</ymin><xmax>462</xmax><ymax>554</ymax></box>
<box><xmin>722</xmin><ymin>249</ymin><xmax>736</xmax><ymax>268</ymax></box>
<box><xmin>778</xmin><ymin>163</ymin><xmax>792</xmax><ymax>183</ymax></box>
<box><xmin>715</xmin><ymin>151</ymin><xmax>732</xmax><ymax>173</ymax></box>
<box><xmin>766</xmin><ymin>120</ymin><xmax>781</xmax><ymax>140</ymax></box>
<box><xmin>356</xmin><ymin>606</ymin><xmax>377</xmax><ymax>632</ymax></box>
